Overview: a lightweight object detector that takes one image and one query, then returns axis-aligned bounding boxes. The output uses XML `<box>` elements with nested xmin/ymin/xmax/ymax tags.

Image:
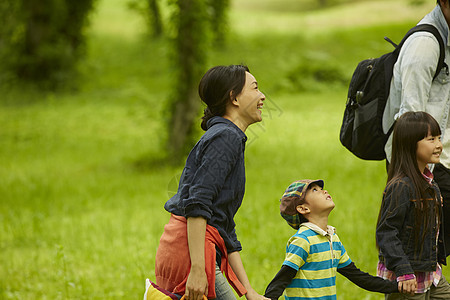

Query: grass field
<box><xmin>1</xmin><ymin>0</ymin><xmax>448</xmax><ymax>299</ymax></box>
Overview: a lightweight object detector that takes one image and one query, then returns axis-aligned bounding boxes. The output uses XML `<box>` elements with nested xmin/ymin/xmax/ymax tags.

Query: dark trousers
<box><xmin>434</xmin><ymin>163</ymin><xmax>450</xmax><ymax>257</ymax></box>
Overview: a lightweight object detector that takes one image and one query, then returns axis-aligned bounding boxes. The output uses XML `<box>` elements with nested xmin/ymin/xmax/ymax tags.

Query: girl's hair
<box><xmin>198</xmin><ymin>65</ymin><xmax>249</xmax><ymax>131</ymax></box>
<box><xmin>378</xmin><ymin>111</ymin><xmax>441</xmax><ymax>249</ymax></box>
<box><xmin>387</xmin><ymin>111</ymin><xmax>441</xmax><ymax>193</ymax></box>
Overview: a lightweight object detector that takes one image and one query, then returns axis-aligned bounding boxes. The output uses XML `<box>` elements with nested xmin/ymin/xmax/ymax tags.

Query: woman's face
<box><xmin>235</xmin><ymin>71</ymin><xmax>265</xmax><ymax>126</ymax></box>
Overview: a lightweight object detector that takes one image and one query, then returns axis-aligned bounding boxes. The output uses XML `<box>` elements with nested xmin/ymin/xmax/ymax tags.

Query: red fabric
<box><xmin>149</xmin><ymin>280</ymin><xmax>179</xmax><ymax>300</ymax></box>
<box><xmin>155</xmin><ymin>214</ymin><xmax>247</xmax><ymax>299</ymax></box>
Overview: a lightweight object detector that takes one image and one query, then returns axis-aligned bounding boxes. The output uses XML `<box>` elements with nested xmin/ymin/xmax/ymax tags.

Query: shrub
<box><xmin>0</xmin><ymin>0</ymin><xmax>96</xmax><ymax>88</ymax></box>
<box><xmin>283</xmin><ymin>52</ymin><xmax>348</xmax><ymax>92</ymax></box>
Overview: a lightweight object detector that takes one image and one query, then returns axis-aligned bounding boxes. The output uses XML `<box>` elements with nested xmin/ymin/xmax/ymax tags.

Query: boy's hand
<box><xmin>398</xmin><ymin>278</ymin><xmax>416</xmax><ymax>295</ymax></box>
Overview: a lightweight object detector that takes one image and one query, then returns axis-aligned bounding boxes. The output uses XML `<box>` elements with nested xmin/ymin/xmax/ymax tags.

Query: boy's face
<box><xmin>302</xmin><ymin>183</ymin><xmax>335</xmax><ymax>214</ymax></box>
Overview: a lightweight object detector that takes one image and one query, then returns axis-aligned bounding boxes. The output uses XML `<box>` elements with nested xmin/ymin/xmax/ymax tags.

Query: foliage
<box><xmin>283</xmin><ymin>52</ymin><xmax>348</xmax><ymax>92</ymax></box>
<box><xmin>0</xmin><ymin>0</ymin><xmax>96</xmax><ymax>88</ymax></box>
<box><xmin>409</xmin><ymin>0</ymin><xmax>426</xmax><ymax>6</ymax></box>
<box><xmin>208</xmin><ymin>0</ymin><xmax>229</xmax><ymax>47</ymax></box>
<box><xmin>149</xmin><ymin>0</ymin><xmax>164</xmax><ymax>36</ymax></box>
<box><xmin>128</xmin><ymin>0</ymin><xmax>164</xmax><ymax>37</ymax></box>
<box><xmin>0</xmin><ymin>0</ymin><xmax>21</xmax><ymax>83</ymax></box>
<box><xmin>236</xmin><ymin>0</ymin><xmax>371</xmax><ymax>12</ymax></box>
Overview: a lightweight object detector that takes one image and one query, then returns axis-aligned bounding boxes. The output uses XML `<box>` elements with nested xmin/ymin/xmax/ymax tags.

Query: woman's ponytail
<box><xmin>201</xmin><ymin>107</ymin><xmax>214</xmax><ymax>131</ymax></box>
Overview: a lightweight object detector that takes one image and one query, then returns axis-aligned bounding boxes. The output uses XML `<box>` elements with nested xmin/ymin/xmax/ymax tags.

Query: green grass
<box><xmin>1</xmin><ymin>0</ymin><xmax>448</xmax><ymax>299</ymax></box>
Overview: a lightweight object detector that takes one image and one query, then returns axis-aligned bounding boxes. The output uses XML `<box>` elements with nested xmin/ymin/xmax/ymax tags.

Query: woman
<box><xmin>155</xmin><ymin>65</ymin><xmax>268</xmax><ymax>300</ymax></box>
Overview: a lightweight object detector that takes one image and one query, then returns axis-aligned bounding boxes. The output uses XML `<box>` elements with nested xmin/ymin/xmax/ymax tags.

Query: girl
<box><xmin>376</xmin><ymin>111</ymin><xmax>450</xmax><ymax>299</ymax></box>
<box><xmin>154</xmin><ymin>65</ymin><xmax>269</xmax><ymax>300</ymax></box>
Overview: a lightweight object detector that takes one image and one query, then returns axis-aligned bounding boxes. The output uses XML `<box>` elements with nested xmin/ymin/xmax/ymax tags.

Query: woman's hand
<box><xmin>245</xmin><ymin>287</ymin><xmax>270</xmax><ymax>300</ymax></box>
<box><xmin>227</xmin><ymin>252</ymin><xmax>269</xmax><ymax>300</ymax></box>
<box><xmin>398</xmin><ymin>278</ymin><xmax>417</xmax><ymax>295</ymax></box>
<box><xmin>184</xmin><ymin>264</ymin><xmax>208</xmax><ymax>300</ymax></box>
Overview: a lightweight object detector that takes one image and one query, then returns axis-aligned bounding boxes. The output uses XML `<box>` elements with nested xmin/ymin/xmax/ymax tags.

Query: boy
<box><xmin>264</xmin><ymin>179</ymin><xmax>400</xmax><ymax>300</ymax></box>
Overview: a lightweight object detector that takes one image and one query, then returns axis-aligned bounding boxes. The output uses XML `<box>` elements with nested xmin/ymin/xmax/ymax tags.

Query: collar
<box><xmin>423</xmin><ymin>167</ymin><xmax>434</xmax><ymax>184</ymax></box>
<box><xmin>420</xmin><ymin>5</ymin><xmax>450</xmax><ymax>46</ymax></box>
<box><xmin>301</xmin><ymin>222</ymin><xmax>336</xmax><ymax>236</ymax></box>
<box><xmin>206</xmin><ymin>116</ymin><xmax>247</xmax><ymax>142</ymax></box>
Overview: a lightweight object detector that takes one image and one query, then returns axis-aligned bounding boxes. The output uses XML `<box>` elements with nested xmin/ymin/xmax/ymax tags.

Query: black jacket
<box><xmin>376</xmin><ymin>176</ymin><xmax>446</xmax><ymax>276</ymax></box>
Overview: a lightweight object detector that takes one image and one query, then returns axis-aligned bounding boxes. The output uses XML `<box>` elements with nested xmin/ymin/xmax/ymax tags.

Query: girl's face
<box><xmin>416</xmin><ymin>132</ymin><xmax>443</xmax><ymax>171</ymax></box>
<box><xmin>235</xmin><ymin>72</ymin><xmax>265</xmax><ymax>126</ymax></box>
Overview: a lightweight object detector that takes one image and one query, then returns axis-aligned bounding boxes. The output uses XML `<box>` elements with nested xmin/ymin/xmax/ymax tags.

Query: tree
<box><xmin>208</xmin><ymin>0</ymin><xmax>229</xmax><ymax>47</ymax></box>
<box><xmin>149</xmin><ymin>0</ymin><xmax>163</xmax><ymax>37</ymax></box>
<box><xmin>130</xmin><ymin>0</ymin><xmax>230</xmax><ymax>162</ymax></box>
<box><xmin>166</xmin><ymin>0</ymin><xmax>209</xmax><ymax>162</ymax></box>
<box><xmin>128</xmin><ymin>0</ymin><xmax>163</xmax><ymax>37</ymax></box>
<box><xmin>0</xmin><ymin>0</ymin><xmax>96</xmax><ymax>87</ymax></box>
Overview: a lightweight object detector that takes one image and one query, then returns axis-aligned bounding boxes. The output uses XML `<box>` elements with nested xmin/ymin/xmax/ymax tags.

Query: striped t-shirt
<box><xmin>283</xmin><ymin>223</ymin><xmax>352</xmax><ymax>300</ymax></box>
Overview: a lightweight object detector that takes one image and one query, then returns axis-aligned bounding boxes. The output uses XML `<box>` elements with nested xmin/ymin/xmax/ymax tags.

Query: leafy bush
<box><xmin>283</xmin><ymin>52</ymin><xmax>348</xmax><ymax>92</ymax></box>
<box><xmin>0</xmin><ymin>0</ymin><xmax>96</xmax><ymax>88</ymax></box>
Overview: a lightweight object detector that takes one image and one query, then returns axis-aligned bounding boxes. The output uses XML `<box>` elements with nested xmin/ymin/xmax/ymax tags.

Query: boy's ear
<box><xmin>296</xmin><ymin>204</ymin><xmax>310</xmax><ymax>215</ymax></box>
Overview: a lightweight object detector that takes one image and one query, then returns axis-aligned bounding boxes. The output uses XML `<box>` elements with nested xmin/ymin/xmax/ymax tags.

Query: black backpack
<box><xmin>340</xmin><ymin>24</ymin><xmax>446</xmax><ymax>160</ymax></box>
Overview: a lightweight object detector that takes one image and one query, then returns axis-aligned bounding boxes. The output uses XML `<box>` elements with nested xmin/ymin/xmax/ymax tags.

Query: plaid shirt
<box><xmin>377</xmin><ymin>261</ymin><xmax>442</xmax><ymax>293</ymax></box>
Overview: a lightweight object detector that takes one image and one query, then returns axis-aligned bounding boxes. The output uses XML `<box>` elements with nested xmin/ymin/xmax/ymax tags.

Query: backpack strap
<box><xmin>396</xmin><ymin>24</ymin><xmax>446</xmax><ymax>80</ymax></box>
<box><xmin>384</xmin><ymin>24</ymin><xmax>446</xmax><ymax>145</ymax></box>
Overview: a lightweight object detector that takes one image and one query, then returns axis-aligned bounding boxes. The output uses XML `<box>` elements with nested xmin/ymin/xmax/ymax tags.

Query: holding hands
<box><xmin>398</xmin><ymin>278</ymin><xmax>417</xmax><ymax>296</ymax></box>
<box><xmin>245</xmin><ymin>287</ymin><xmax>270</xmax><ymax>300</ymax></box>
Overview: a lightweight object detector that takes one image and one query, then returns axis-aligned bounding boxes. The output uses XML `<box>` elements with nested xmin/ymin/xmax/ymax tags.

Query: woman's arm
<box><xmin>228</xmin><ymin>251</ymin><xmax>269</xmax><ymax>300</ymax></box>
<box><xmin>185</xmin><ymin>217</ymin><xmax>208</xmax><ymax>300</ymax></box>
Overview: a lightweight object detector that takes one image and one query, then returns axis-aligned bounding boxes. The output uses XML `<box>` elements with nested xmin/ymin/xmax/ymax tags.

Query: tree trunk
<box><xmin>148</xmin><ymin>0</ymin><xmax>162</xmax><ymax>37</ymax></box>
<box><xmin>209</xmin><ymin>0</ymin><xmax>228</xmax><ymax>47</ymax></box>
<box><xmin>168</xmin><ymin>85</ymin><xmax>200</xmax><ymax>161</ymax></box>
<box><xmin>167</xmin><ymin>0</ymin><xmax>207</xmax><ymax>162</ymax></box>
<box><xmin>21</xmin><ymin>0</ymin><xmax>50</xmax><ymax>79</ymax></box>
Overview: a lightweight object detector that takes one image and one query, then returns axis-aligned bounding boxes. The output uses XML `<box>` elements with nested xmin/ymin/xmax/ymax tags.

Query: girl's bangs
<box><xmin>427</xmin><ymin>115</ymin><xmax>441</xmax><ymax>137</ymax></box>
